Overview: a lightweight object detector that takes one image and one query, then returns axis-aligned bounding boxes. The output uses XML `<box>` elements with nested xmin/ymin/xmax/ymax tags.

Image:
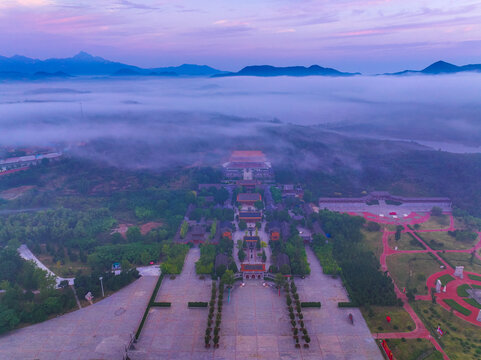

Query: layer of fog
<box><xmin>1</xmin><ymin>74</ymin><xmax>481</xmax><ymax>168</ymax></box>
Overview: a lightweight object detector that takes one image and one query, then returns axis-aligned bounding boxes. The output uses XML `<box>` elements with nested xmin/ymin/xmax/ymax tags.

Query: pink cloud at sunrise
<box><xmin>0</xmin><ymin>0</ymin><xmax>480</xmax><ymax>72</ymax></box>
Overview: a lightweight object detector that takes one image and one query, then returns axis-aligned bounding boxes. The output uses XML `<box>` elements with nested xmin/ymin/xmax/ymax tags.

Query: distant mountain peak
<box><xmin>72</xmin><ymin>51</ymin><xmax>95</xmax><ymax>60</ymax></box>
<box><xmin>216</xmin><ymin>64</ymin><xmax>358</xmax><ymax>77</ymax></box>
<box><xmin>422</xmin><ymin>60</ymin><xmax>459</xmax><ymax>74</ymax></box>
<box><xmin>10</xmin><ymin>55</ymin><xmax>33</xmax><ymax>61</ymax></box>
<box><xmin>383</xmin><ymin>60</ymin><xmax>481</xmax><ymax>76</ymax></box>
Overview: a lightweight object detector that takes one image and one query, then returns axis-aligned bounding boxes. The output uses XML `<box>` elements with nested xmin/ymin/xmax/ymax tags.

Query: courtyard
<box><xmin>130</xmin><ymin>247</ymin><xmax>382</xmax><ymax>360</ymax></box>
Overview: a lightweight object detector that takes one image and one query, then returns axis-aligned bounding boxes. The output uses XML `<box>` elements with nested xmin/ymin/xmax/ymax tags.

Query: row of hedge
<box><xmin>189</xmin><ymin>302</ymin><xmax>208</xmax><ymax>307</ymax></box>
<box><xmin>152</xmin><ymin>302</ymin><xmax>171</xmax><ymax>307</ymax></box>
<box><xmin>301</xmin><ymin>302</ymin><xmax>321</xmax><ymax>308</ymax></box>
<box><xmin>286</xmin><ymin>280</ymin><xmax>311</xmax><ymax>348</ymax></box>
<box><xmin>135</xmin><ymin>273</ymin><xmax>165</xmax><ymax>339</ymax></box>
<box><xmin>468</xmin><ymin>274</ymin><xmax>481</xmax><ymax>281</ymax></box>
<box><xmin>406</xmin><ymin>232</ymin><xmax>427</xmax><ymax>249</ymax></box>
<box><xmin>427</xmin><ymin>252</ymin><xmax>446</xmax><ymax>267</ymax></box>
<box><xmin>436</xmin><ymin>252</ymin><xmax>455</xmax><ymax>268</ymax></box>
<box><xmin>443</xmin><ymin>299</ymin><xmax>472</xmax><ymax>316</ymax></box>
<box><xmin>338</xmin><ymin>302</ymin><xmax>358</xmax><ymax>308</ymax></box>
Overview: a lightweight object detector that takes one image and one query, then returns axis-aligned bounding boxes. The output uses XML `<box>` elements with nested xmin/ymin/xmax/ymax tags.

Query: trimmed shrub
<box><xmin>189</xmin><ymin>302</ymin><xmax>208</xmax><ymax>308</ymax></box>
<box><xmin>151</xmin><ymin>302</ymin><xmax>171</xmax><ymax>307</ymax></box>
<box><xmin>301</xmin><ymin>302</ymin><xmax>321</xmax><ymax>308</ymax></box>
<box><xmin>338</xmin><ymin>302</ymin><xmax>357</xmax><ymax>308</ymax></box>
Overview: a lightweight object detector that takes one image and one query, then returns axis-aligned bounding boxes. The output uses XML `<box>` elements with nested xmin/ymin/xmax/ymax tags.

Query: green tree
<box><xmin>210</xmin><ymin>220</ymin><xmax>217</xmax><ymax>239</ymax></box>
<box><xmin>303</xmin><ymin>189</ymin><xmax>313</xmax><ymax>203</ymax></box>
<box><xmin>126</xmin><ymin>226</ymin><xmax>142</xmax><ymax>243</ymax></box>
<box><xmin>395</xmin><ymin>226</ymin><xmax>402</xmax><ymax>241</ymax></box>
<box><xmin>180</xmin><ymin>220</ymin><xmax>189</xmax><ymax>239</ymax></box>
<box><xmin>270</xmin><ymin>186</ymin><xmax>282</xmax><ymax>203</ymax></box>
<box><xmin>366</xmin><ymin>222</ymin><xmax>381</xmax><ymax>232</ymax></box>
<box><xmin>254</xmin><ymin>200</ymin><xmax>264</xmax><ymax>210</ymax></box>
<box><xmin>431</xmin><ymin>206</ymin><xmax>443</xmax><ymax>217</ymax></box>
<box><xmin>214</xmin><ymin>188</ymin><xmax>229</xmax><ymax>205</ymax></box>
<box><xmin>274</xmin><ymin>273</ymin><xmax>286</xmax><ymax>289</ymax></box>
<box><xmin>238</xmin><ymin>221</ymin><xmax>247</xmax><ymax>231</ymax></box>
<box><xmin>280</xmin><ymin>264</ymin><xmax>291</xmax><ymax>275</ymax></box>
<box><xmin>216</xmin><ymin>264</ymin><xmax>227</xmax><ymax>277</ymax></box>
<box><xmin>238</xmin><ymin>249</ymin><xmax>246</xmax><ymax>262</ymax></box>
<box><xmin>0</xmin><ymin>305</ymin><xmax>20</xmax><ymax>334</ymax></box>
<box><xmin>221</xmin><ymin>270</ymin><xmax>235</xmax><ymax>287</ymax></box>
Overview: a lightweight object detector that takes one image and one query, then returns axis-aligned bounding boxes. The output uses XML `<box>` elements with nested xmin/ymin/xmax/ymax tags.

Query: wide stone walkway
<box><xmin>130</xmin><ymin>248</ymin><xmax>212</xmax><ymax>359</ymax></box>
<box><xmin>295</xmin><ymin>247</ymin><xmax>383</xmax><ymax>359</ymax></box>
<box><xmin>0</xmin><ymin>275</ymin><xmax>158</xmax><ymax>360</ymax></box>
<box><xmin>131</xmin><ymin>246</ymin><xmax>382</xmax><ymax>360</ymax></box>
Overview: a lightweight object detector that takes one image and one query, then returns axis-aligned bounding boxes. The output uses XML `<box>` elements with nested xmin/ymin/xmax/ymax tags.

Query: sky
<box><xmin>0</xmin><ymin>0</ymin><xmax>481</xmax><ymax>72</ymax></box>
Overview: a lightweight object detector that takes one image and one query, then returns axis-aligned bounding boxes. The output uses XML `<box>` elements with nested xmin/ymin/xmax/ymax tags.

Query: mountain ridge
<box><xmin>384</xmin><ymin>60</ymin><xmax>481</xmax><ymax>76</ymax></box>
<box><xmin>1</xmin><ymin>52</ymin><xmax>481</xmax><ymax>79</ymax></box>
<box><xmin>213</xmin><ymin>64</ymin><xmax>359</xmax><ymax>77</ymax></box>
<box><xmin>0</xmin><ymin>51</ymin><xmax>222</xmax><ymax>77</ymax></box>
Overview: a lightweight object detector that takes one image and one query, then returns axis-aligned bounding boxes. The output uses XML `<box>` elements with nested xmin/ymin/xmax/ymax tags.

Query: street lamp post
<box><xmin>99</xmin><ymin>276</ymin><xmax>105</xmax><ymax>297</ymax></box>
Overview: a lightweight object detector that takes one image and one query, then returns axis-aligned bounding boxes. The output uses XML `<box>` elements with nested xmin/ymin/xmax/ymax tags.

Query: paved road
<box><xmin>18</xmin><ymin>244</ymin><xmax>161</xmax><ymax>287</ymax></box>
<box><xmin>18</xmin><ymin>244</ymin><xmax>75</xmax><ymax>287</ymax></box>
<box><xmin>0</xmin><ymin>275</ymin><xmax>158</xmax><ymax>360</ymax></box>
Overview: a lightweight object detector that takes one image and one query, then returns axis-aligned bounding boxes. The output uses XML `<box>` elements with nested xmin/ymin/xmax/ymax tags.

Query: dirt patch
<box><xmin>0</xmin><ymin>185</ymin><xmax>35</xmax><ymax>200</ymax></box>
<box><xmin>111</xmin><ymin>222</ymin><xmax>163</xmax><ymax>238</ymax></box>
<box><xmin>111</xmin><ymin>223</ymin><xmax>132</xmax><ymax>238</ymax></box>
<box><xmin>140</xmin><ymin>222</ymin><xmax>163</xmax><ymax>235</ymax></box>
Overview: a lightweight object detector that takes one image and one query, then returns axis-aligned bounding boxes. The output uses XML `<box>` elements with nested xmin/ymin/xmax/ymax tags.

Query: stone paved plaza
<box><xmin>0</xmin><ymin>246</ymin><xmax>382</xmax><ymax>360</ymax></box>
<box><xmin>0</xmin><ymin>275</ymin><xmax>158</xmax><ymax>360</ymax></box>
<box><xmin>296</xmin><ymin>248</ymin><xmax>383</xmax><ymax>359</ymax></box>
<box><xmin>130</xmin><ymin>248</ymin><xmax>213</xmax><ymax>360</ymax></box>
<box><xmin>131</xmin><ymin>247</ymin><xmax>382</xmax><ymax>360</ymax></box>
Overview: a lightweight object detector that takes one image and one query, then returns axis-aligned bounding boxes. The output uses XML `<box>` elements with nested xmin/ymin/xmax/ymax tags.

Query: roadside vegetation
<box><xmin>310</xmin><ymin>211</ymin><xmax>398</xmax><ymax>306</ymax></box>
<box><xmin>413</xmin><ymin>301</ymin><xmax>481</xmax><ymax>360</ymax></box>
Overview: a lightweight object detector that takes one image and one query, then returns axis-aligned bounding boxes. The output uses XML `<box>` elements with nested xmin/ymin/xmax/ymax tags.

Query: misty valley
<box><xmin>1</xmin><ymin>75</ymin><xmax>481</xmax><ymax>360</ymax></box>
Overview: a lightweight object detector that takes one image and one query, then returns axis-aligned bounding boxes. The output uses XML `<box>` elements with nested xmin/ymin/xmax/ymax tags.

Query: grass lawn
<box><xmin>443</xmin><ymin>299</ymin><xmax>472</xmax><ymax>316</ymax></box>
<box><xmin>419</xmin><ymin>231</ymin><xmax>476</xmax><ymax>250</ymax></box>
<box><xmin>384</xmin><ymin>338</ymin><xmax>442</xmax><ymax>360</ymax></box>
<box><xmin>389</xmin><ymin>232</ymin><xmax>425</xmax><ymax>250</ymax></box>
<box><xmin>440</xmin><ymin>253</ymin><xmax>481</xmax><ymax>274</ymax></box>
<box><xmin>453</xmin><ymin>217</ymin><xmax>469</xmax><ymax>231</ymax></box>
<box><xmin>468</xmin><ymin>274</ymin><xmax>481</xmax><ymax>281</ymax></box>
<box><xmin>413</xmin><ymin>300</ymin><xmax>481</xmax><ymax>360</ymax></box>
<box><xmin>457</xmin><ymin>284</ymin><xmax>481</xmax><ymax>298</ymax></box>
<box><xmin>361</xmin><ymin>305</ymin><xmax>415</xmax><ymax>333</ymax></box>
<box><xmin>387</xmin><ymin>253</ymin><xmax>443</xmax><ymax>295</ymax></box>
<box><xmin>361</xmin><ymin>229</ymin><xmax>383</xmax><ymax>258</ymax></box>
<box><xmin>456</xmin><ymin>284</ymin><xmax>472</xmax><ymax>297</ymax></box>
<box><xmin>463</xmin><ymin>298</ymin><xmax>481</xmax><ymax>309</ymax></box>
<box><xmin>386</xmin><ymin>224</ymin><xmax>401</xmax><ymax>232</ymax></box>
<box><xmin>417</xmin><ymin>215</ymin><xmax>451</xmax><ymax>230</ymax></box>
<box><xmin>37</xmin><ymin>253</ymin><xmax>91</xmax><ymax>277</ymax></box>
<box><xmin>438</xmin><ymin>274</ymin><xmax>455</xmax><ymax>285</ymax></box>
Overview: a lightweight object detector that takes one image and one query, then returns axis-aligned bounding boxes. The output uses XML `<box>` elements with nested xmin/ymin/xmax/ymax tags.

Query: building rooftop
<box><xmin>239</xmin><ymin>211</ymin><xmax>262</xmax><ymax>218</ymax></box>
<box><xmin>0</xmin><ymin>152</ymin><xmax>62</xmax><ymax>166</ymax></box>
<box><xmin>241</xmin><ymin>263</ymin><xmax>266</xmax><ymax>272</ymax></box>
<box><xmin>230</xmin><ymin>150</ymin><xmax>266</xmax><ymax>162</ymax></box>
<box><xmin>237</xmin><ymin>193</ymin><xmax>262</xmax><ymax>202</ymax></box>
<box><xmin>191</xmin><ymin>225</ymin><xmax>206</xmax><ymax>235</ymax></box>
